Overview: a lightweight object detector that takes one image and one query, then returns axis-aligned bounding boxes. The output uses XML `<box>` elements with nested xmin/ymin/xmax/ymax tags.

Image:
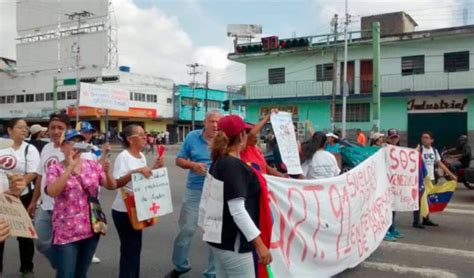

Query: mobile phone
<box><xmin>73</xmin><ymin>142</ymin><xmax>93</xmax><ymax>152</ymax></box>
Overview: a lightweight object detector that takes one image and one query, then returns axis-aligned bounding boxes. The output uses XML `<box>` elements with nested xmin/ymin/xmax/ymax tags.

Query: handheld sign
<box><xmin>0</xmin><ymin>194</ymin><xmax>37</xmax><ymax>238</ymax></box>
<box><xmin>131</xmin><ymin>168</ymin><xmax>173</xmax><ymax>221</ymax></box>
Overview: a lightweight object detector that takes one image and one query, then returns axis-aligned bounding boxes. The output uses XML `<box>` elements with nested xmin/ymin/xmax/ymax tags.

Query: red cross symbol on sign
<box><xmin>149</xmin><ymin>202</ymin><xmax>160</xmax><ymax>214</ymax></box>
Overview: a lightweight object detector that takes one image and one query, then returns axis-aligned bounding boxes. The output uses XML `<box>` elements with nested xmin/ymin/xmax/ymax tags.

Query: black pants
<box><xmin>413</xmin><ymin>180</ymin><xmax>434</xmax><ymax>224</ymax></box>
<box><xmin>112</xmin><ymin>210</ymin><xmax>142</xmax><ymax>278</ymax></box>
<box><xmin>0</xmin><ymin>193</ymin><xmax>35</xmax><ymax>273</ymax></box>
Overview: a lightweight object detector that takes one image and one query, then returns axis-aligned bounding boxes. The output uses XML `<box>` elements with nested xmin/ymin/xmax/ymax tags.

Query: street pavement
<box><xmin>1</xmin><ymin>149</ymin><xmax>473</xmax><ymax>278</ymax></box>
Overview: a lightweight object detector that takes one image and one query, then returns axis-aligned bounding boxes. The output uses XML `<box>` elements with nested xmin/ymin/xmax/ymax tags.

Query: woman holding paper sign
<box><xmin>112</xmin><ymin>124</ymin><xmax>164</xmax><ymax>278</ymax></box>
<box><xmin>45</xmin><ymin>129</ymin><xmax>116</xmax><ymax>278</ymax></box>
<box><xmin>209</xmin><ymin>115</ymin><xmax>273</xmax><ymax>278</ymax></box>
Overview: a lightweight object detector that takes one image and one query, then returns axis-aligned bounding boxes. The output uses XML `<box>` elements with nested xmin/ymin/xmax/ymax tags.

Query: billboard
<box><xmin>17</xmin><ymin>0</ymin><xmax>108</xmax><ymax>35</ymax></box>
<box><xmin>16</xmin><ymin>31</ymin><xmax>108</xmax><ymax>73</ymax></box>
<box><xmin>227</xmin><ymin>24</ymin><xmax>262</xmax><ymax>37</ymax></box>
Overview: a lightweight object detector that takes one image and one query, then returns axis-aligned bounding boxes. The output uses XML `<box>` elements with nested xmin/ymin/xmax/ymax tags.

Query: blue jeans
<box><xmin>53</xmin><ymin>235</ymin><xmax>99</xmax><ymax>278</ymax></box>
<box><xmin>112</xmin><ymin>210</ymin><xmax>142</xmax><ymax>278</ymax></box>
<box><xmin>172</xmin><ymin>188</ymin><xmax>215</xmax><ymax>276</ymax></box>
<box><xmin>34</xmin><ymin>207</ymin><xmax>56</xmax><ymax>269</ymax></box>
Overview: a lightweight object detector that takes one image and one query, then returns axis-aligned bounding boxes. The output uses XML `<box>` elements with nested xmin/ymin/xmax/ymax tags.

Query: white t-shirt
<box><xmin>36</xmin><ymin>142</ymin><xmax>64</xmax><ymax>210</ymax></box>
<box><xmin>302</xmin><ymin>150</ymin><xmax>341</xmax><ymax>180</ymax></box>
<box><xmin>421</xmin><ymin>146</ymin><xmax>440</xmax><ymax>181</ymax></box>
<box><xmin>112</xmin><ymin>150</ymin><xmax>147</xmax><ymax>212</ymax></box>
<box><xmin>0</xmin><ymin>141</ymin><xmax>40</xmax><ymax>195</ymax></box>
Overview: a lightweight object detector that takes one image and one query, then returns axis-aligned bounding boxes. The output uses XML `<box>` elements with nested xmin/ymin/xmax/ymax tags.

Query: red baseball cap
<box><xmin>218</xmin><ymin>115</ymin><xmax>253</xmax><ymax>137</ymax></box>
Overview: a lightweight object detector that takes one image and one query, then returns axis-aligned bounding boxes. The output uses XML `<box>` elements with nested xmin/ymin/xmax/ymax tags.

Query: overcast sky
<box><xmin>0</xmin><ymin>0</ymin><xmax>473</xmax><ymax>89</ymax></box>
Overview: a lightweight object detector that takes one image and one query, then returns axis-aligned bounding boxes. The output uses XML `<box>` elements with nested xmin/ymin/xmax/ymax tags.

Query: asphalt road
<box><xmin>1</xmin><ymin>150</ymin><xmax>473</xmax><ymax>278</ymax></box>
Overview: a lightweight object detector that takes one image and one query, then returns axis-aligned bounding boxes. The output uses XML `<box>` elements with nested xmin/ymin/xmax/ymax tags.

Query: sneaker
<box><xmin>390</xmin><ymin>228</ymin><xmax>404</xmax><ymax>238</ymax></box>
<box><xmin>413</xmin><ymin>223</ymin><xmax>426</xmax><ymax>229</ymax></box>
<box><xmin>165</xmin><ymin>269</ymin><xmax>191</xmax><ymax>278</ymax></box>
<box><xmin>383</xmin><ymin>232</ymin><xmax>397</xmax><ymax>241</ymax></box>
<box><xmin>422</xmin><ymin>219</ymin><xmax>439</xmax><ymax>227</ymax></box>
<box><xmin>92</xmin><ymin>255</ymin><xmax>101</xmax><ymax>264</ymax></box>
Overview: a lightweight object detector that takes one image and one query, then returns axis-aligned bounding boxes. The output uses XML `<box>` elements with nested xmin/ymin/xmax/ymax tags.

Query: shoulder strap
<box><xmin>24</xmin><ymin>143</ymin><xmax>29</xmax><ymax>174</ymax></box>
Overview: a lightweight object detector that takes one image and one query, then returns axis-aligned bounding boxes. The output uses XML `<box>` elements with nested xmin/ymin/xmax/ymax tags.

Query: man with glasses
<box><xmin>166</xmin><ymin>110</ymin><xmax>221</xmax><ymax>278</ymax></box>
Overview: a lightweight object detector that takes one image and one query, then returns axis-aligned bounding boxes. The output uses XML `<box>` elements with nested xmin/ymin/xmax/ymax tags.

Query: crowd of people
<box><xmin>0</xmin><ymin>109</ymin><xmax>471</xmax><ymax>278</ymax></box>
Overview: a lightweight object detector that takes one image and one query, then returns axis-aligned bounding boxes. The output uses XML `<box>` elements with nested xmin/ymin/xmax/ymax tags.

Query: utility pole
<box><xmin>341</xmin><ymin>0</ymin><xmax>349</xmax><ymax>138</ymax></box>
<box><xmin>372</xmin><ymin>22</ymin><xmax>381</xmax><ymax>132</ymax></box>
<box><xmin>330</xmin><ymin>14</ymin><xmax>338</xmax><ymax>132</ymax></box>
<box><xmin>187</xmin><ymin>63</ymin><xmax>201</xmax><ymax>130</ymax></box>
<box><xmin>53</xmin><ymin>77</ymin><xmax>58</xmax><ymax>113</ymax></box>
<box><xmin>205</xmin><ymin>71</ymin><xmax>209</xmax><ymax>112</ymax></box>
<box><xmin>66</xmin><ymin>11</ymin><xmax>94</xmax><ymax>124</ymax></box>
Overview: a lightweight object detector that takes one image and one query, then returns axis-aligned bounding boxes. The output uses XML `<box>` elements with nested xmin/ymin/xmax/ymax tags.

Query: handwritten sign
<box><xmin>270</xmin><ymin>112</ymin><xmax>303</xmax><ymax>175</ymax></box>
<box><xmin>0</xmin><ymin>194</ymin><xmax>37</xmax><ymax>238</ymax></box>
<box><xmin>385</xmin><ymin>146</ymin><xmax>419</xmax><ymax>211</ymax></box>
<box><xmin>80</xmin><ymin>82</ymin><xmax>130</xmax><ymax>112</ymax></box>
<box><xmin>198</xmin><ymin>173</ymin><xmax>224</xmax><ymax>244</ymax></box>
<box><xmin>132</xmin><ymin>168</ymin><xmax>173</xmax><ymax>221</ymax></box>
<box><xmin>265</xmin><ymin>147</ymin><xmax>420</xmax><ymax>277</ymax></box>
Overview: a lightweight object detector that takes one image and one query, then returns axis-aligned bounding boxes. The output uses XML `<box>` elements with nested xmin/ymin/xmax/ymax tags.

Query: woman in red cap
<box><xmin>208</xmin><ymin>115</ymin><xmax>273</xmax><ymax>278</ymax></box>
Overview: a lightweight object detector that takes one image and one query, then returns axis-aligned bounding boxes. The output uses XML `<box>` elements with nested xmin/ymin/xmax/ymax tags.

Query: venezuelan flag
<box><xmin>419</xmin><ymin>158</ymin><xmax>457</xmax><ymax>217</ymax></box>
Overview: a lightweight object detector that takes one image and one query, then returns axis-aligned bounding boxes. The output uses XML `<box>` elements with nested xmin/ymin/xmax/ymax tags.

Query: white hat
<box><xmin>0</xmin><ymin>138</ymin><xmax>13</xmax><ymax>150</ymax></box>
<box><xmin>29</xmin><ymin>124</ymin><xmax>47</xmax><ymax>135</ymax></box>
<box><xmin>371</xmin><ymin>132</ymin><xmax>385</xmax><ymax>141</ymax></box>
<box><xmin>326</xmin><ymin>132</ymin><xmax>339</xmax><ymax>139</ymax></box>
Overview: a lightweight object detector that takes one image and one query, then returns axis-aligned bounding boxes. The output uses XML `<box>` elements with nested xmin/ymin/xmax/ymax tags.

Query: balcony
<box><xmin>244</xmin><ymin>71</ymin><xmax>474</xmax><ymax>100</ymax></box>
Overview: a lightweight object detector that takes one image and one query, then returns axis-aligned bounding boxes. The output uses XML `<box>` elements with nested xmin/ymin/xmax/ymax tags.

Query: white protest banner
<box><xmin>198</xmin><ymin>173</ymin><xmax>224</xmax><ymax>244</ymax></box>
<box><xmin>270</xmin><ymin>111</ymin><xmax>303</xmax><ymax>174</ymax></box>
<box><xmin>265</xmin><ymin>150</ymin><xmax>392</xmax><ymax>277</ymax></box>
<box><xmin>0</xmin><ymin>194</ymin><xmax>37</xmax><ymax>238</ymax></box>
<box><xmin>132</xmin><ymin>168</ymin><xmax>173</xmax><ymax>221</ymax></box>
<box><xmin>385</xmin><ymin>145</ymin><xmax>420</xmax><ymax>211</ymax></box>
<box><xmin>80</xmin><ymin>82</ymin><xmax>130</xmax><ymax>112</ymax></box>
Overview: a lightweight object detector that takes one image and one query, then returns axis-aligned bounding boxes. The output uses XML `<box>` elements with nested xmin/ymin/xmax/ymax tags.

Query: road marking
<box><xmin>448</xmin><ymin>202</ymin><xmax>473</xmax><ymax>209</ymax></box>
<box><xmin>444</xmin><ymin>208</ymin><xmax>474</xmax><ymax>215</ymax></box>
<box><xmin>379</xmin><ymin>241</ymin><xmax>474</xmax><ymax>259</ymax></box>
<box><xmin>361</xmin><ymin>261</ymin><xmax>457</xmax><ymax>278</ymax></box>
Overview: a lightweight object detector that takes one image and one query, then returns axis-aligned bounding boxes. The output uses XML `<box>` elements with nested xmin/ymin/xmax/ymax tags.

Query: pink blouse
<box><xmin>46</xmin><ymin>160</ymin><xmax>105</xmax><ymax>245</ymax></box>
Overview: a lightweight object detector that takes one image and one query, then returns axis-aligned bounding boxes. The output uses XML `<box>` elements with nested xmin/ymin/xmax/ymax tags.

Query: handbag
<box><xmin>120</xmin><ymin>188</ymin><xmax>158</xmax><ymax>230</ymax></box>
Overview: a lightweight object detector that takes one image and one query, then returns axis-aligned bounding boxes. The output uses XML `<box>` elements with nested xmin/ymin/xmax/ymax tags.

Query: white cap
<box><xmin>371</xmin><ymin>132</ymin><xmax>385</xmax><ymax>141</ymax></box>
<box><xmin>0</xmin><ymin>138</ymin><xmax>13</xmax><ymax>150</ymax></box>
<box><xmin>29</xmin><ymin>124</ymin><xmax>47</xmax><ymax>135</ymax></box>
<box><xmin>326</xmin><ymin>132</ymin><xmax>339</xmax><ymax>139</ymax></box>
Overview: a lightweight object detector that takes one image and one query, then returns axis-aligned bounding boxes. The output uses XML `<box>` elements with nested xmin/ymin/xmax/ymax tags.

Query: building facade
<box><xmin>173</xmin><ymin>84</ymin><xmax>245</xmax><ymax>142</ymax></box>
<box><xmin>230</xmin><ymin>12</ymin><xmax>474</xmax><ymax>149</ymax></box>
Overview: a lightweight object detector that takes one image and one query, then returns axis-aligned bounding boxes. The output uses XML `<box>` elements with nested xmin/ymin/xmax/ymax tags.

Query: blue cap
<box><xmin>64</xmin><ymin>129</ymin><xmax>86</xmax><ymax>142</ymax></box>
<box><xmin>80</xmin><ymin>121</ymin><xmax>96</xmax><ymax>133</ymax></box>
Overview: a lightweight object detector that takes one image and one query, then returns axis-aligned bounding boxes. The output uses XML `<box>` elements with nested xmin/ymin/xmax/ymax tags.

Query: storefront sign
<box><xmin>67</xmin><ymin>106</ymin><xmax>157</xmax><ymax>118</ymax></box>
<box><xmin>407</xmin><ymin>96</ymin><xmax>468</xmax><ymax>113</ymax></box>
<box><xmin>260</xmin><ymin>106</ymin><xmax>298</xmax><ymax>119</ymax></box>
<box><xmin>0</xmin><ymin>108</ymin><xmax>53</xmax><ymax>119</ymax></box>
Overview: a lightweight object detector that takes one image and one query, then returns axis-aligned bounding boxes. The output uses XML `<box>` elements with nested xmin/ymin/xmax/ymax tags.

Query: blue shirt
<box><xmin>177</xmin><ymin>129</ymin><xmax>212</xmax><ymax>190</ymax></box>
<box><xmin>325</xmin><ymin>143</ymin><xmax>341</xmax><ymax>153</ymax></box>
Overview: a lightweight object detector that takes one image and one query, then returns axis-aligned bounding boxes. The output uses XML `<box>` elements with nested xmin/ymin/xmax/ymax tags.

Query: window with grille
<box><xmin>316</xmin><ymin>63</ymin><xmax>334</xmax><ymax>81</ymax></box>
<box><xmin>7</xmin><ymin>96</ymin><xmax>14</xmax><ymax>103</ymax></box>
<box><xmin>334</xmin><ymin>103</ymin><xmax>370</xmax><ymax>122</ymax></box>
<box><xmin>35</xmin><ymin>93</ymin><xmax>44</xmax><ymax>102</ymax></box>
<box><xmin>57</xmin><ymin>92</ymin><xmax>66</xmax><ymax>100</ymax></box>
<box><xmin>16</xmin><ymin>95</ymin><xmax>24</xmax><ymax>103</ymax></box>
<box><xmin>207</xmin><ymin>100</ymin><xmax>220</xmax><ymax>109</ymax></box>
<box><xmin>167</xmin><ymin>98</ymin><xmax>172</xmax><ymax>104</ymax></box>
<box><xmin>401</xmin><ymin>55</ymin><xmax>424</xmax><ymax>75</ymax></box>
<box><xmin>268</xmin><ymin>68</ymin><xmax>285</xmax><ymax>84</ymax></box>
<box><xmin>67</xmin><ymin>91</ymin><xmax>77</xmax><ymax>100</ymax></box>
<box><xmin>444</xmin><ymin>51</ymin><xmax>469</xmax><ymax>72</ymax></box>
<box><xmin>134</xmin><ymin>93</ymin><xmax>146</xmax><ymax>102</ymax></box>
<box><xmin>0</xmin><ymin>96</ymin><xmax>5</xmax><ymax>104</ymax></box>
<box><xmin>26</xmin><ymin>94</ymin><xmax>34</xmax><ymax>102</ymax></box>
<box><xmin>45</xmin><ymin>93</ymin><xmax>53</xmax><ymax>101</ymax></box>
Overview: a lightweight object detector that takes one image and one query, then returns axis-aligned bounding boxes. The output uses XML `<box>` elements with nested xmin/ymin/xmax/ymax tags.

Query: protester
<box><xmin>79</xmin><ymin>121</ymin><xmax>106</xmax><ymax>264</ymax></box>
<box><xmin>0</xmin><ymin>118</ymin><xmax>40</xmax><ymax>277</ymax></box>
<box><xmin>301</xmin><ymin>132</ymin><xmax>340</xmax><ymax>179</ymax></box>
<box><xmin>385</xmin><ymin>128</ymin><xmax>402</xmax><ymax>241</ymax></box>
<box><xmin>240</xmin><ymin>111</ymin><xmax>286</xmax><ymax>177</ymax></box>
<box><xmin>164</xmin><ymin>130</ymin><xmax>170</xmax><ymax>145</ymax></box>
<box><xmin>413</xmin><ymin>131</ymin><xmax>457</xmax><ymax>229</ymax></box>
<box><xmin>29</xmin><ymin>112</ymin><xmax>70</xmax><ymax>268</ymax></box>
<box><xmin>112</xmin><ymin>124</ymin><xmax>164</xmax><ymax>278</ymax></box>
<box><xmin>45</xmin><ymin>129</ymin><xmax>116</xmax><ymax>278</ymax></box>
<box><xmin>325</xmin><ymin>132</ymin><xmax>341</xmax><ymax>153</ymax></box>
<box><xmin>28</xmin><ymin>124</ymin><xmax>48</xmax><ymax>153</ymax></box>
<box><xmin>370</xmin><ymin>132</ymin><xmax>385</xmax><ymax>147</ymax></box>
<box><xmin>356</xmin><ymin>129</ymin><xmax>367</xmax><ymax>146</ymax></box>
<box><xmin>146</xmin><ymin>134</ymin><xmax>156</xmax><ymax>154</ymax></box>
<box><xmin>208</xmin><ymin>114</ymin><xmax>272</xmax><ymax>277</ymax></box>
<box><xmin>166</xmin><ymin>110</ymin><xmax>221</xmax><ymax>278</ymax></box>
